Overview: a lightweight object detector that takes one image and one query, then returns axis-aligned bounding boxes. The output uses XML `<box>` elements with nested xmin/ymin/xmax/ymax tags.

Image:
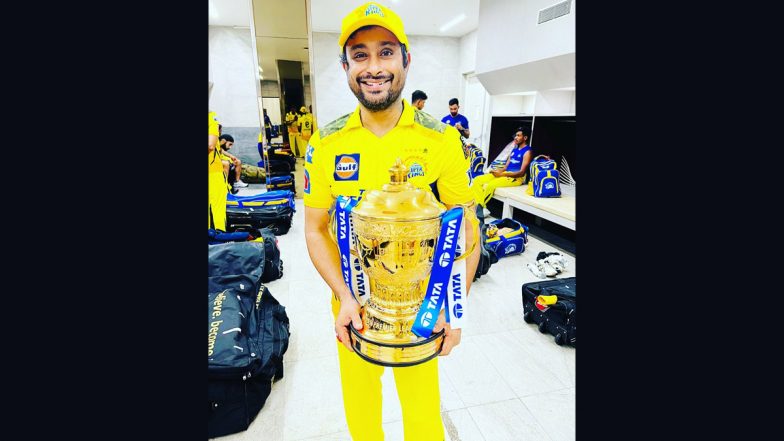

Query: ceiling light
<box><xmin>439</xmin><ymin>13</ymin><xmax>466</xmax><ymax>33</ymax></box>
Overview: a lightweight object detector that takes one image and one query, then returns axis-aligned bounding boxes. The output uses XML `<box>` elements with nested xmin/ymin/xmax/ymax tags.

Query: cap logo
<box><xmin>365</xmin><ymin>4</ymin><xmax>384</xmax><ymax>17</ymax></box>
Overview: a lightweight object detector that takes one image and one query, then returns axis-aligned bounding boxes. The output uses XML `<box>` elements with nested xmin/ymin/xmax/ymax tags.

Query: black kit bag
<box><xmin>257</xmin><ymin>227</ymin><xmax>283</xmax><ymax>282</ymax></box>
<box><xmin>208</xmin><ymin>243</ymin><xmax>290</xmax><ymax>438</ymax></box>
<box><xmin>266</xmin><ymin>173</ymin><xmax>295</xmax><ymax>193</ymax></box>
<box><xmin>207</xmin><ymin>229</ymin><xmax>283</xmax><ymax>282</ymax></box>
<box><xmin>521</xmin><ymin>277</ymin><xmax>576</xmax><ymax>347</ymax></box>
<box><xmin>226</xmin><ymin>190</ymin><xmax>295</xmax><ymax>235</ymax></box>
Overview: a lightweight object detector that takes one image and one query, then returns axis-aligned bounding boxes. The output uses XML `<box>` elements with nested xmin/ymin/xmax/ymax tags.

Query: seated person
<box><xmin>471</xmin><ymin>127</ymin><xmax>532</xmax><ymax>207</ymax></box>
<box><xmin>219</xmin><ymin>134</ymin><xmax>249</xmax><ymax>190</ymax></box>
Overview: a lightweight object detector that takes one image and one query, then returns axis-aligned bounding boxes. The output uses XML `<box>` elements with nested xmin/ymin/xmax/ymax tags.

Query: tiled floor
<box><xmin>219</xmin><ymin>168</ymin><xmax>576</xmax><ymax>441</ymax></box>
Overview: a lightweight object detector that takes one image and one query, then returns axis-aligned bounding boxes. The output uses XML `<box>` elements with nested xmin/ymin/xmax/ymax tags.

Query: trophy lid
<box><xmin>352</xmin><ymin>158</ymin><xmax>445</xmax><ymax>221</ymax></box>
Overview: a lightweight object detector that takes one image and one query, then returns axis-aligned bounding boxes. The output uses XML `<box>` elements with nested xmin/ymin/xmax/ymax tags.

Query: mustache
<box><xmin>357</xmin><ymin>74</ymin><xmax>393</xmax><ymax>82</ymax></box>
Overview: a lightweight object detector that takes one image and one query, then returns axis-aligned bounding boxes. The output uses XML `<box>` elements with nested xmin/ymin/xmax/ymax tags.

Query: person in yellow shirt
<box><xmin>208</xmin><ymin>110</ymin><xmax>228</xmax><ymax>230</ymax></box>
<box><xmin>297</xmin><ymin>105</ymin><xmax>313</xmax><ymax>157</ymax></box>
<box><xmin>304</xmin><ymin>3</ymin><xmax>480</xmax><ymax>440</ymax></box>
<box><xmin>285</xmin><ymin>106</ymin><xmax>301</xmax><ymax>156</ymax></box>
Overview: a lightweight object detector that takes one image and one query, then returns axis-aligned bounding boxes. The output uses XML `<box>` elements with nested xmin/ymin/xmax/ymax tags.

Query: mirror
<box><xmin>209</xmin><ymin>0</ymin><xmax>264</xmax><ymax>172</ymax></box>
<box><xmin>250</xmin><ymin>0</ymin><xmax>312</xmax><ymax>146</ymax></box>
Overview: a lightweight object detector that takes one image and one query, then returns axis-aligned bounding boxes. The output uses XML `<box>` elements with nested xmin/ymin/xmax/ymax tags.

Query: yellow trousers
<box><xmin>470</xmin><ymin>173</ymin><xmax>523</xmax><ymax>207</ymax></box>
<box><xmin>208</xmin><ymin>171</ymin><xmax>227</xmax><ymax>230</ymax></box>
<box><xmin>289</xmin><ymin>132</ymin><xmax>301</xmax><ymax>157</ymax></box>
<box><xmin>331</xmin><ymin>295</ymin><xmax>445</xmax><ymax>441</ymax></box>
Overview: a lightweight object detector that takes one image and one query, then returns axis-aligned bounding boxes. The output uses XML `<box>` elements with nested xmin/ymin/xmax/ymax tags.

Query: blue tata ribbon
<box><xmin>412</xmin><ymin>207</ymin><xmax>464</xmax><ymax>338</ymax></box>
<box><xmin>336</xmin><ymin>196</ymin><xmax>360</xmax><ymax>301</ymax></box>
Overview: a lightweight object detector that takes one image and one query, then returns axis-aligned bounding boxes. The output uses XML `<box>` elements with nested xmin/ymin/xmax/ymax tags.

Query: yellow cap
<box><xmin>338</xmin><ymin>2</ymin><xmax>408</xmax><ymax>49</ymax></box>
<box><xmin>300</xmin><ymin>106</ymin><xmax>308</xmax><ymax>113</ymax></box>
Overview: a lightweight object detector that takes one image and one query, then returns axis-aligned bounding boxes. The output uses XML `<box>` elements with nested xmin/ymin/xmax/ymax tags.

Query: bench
<box><xmin>491</xmin><ymin>185</ymin><xmax>576</xmax><ymax>231</ymax></box>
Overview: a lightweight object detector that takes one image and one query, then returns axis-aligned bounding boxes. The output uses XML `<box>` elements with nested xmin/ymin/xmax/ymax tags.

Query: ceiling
<box><xmin>310</xmin><ymin>0</ymin><xmax>479</xmax><ymax>37</ymax></box>
<box><xmin>210</xmin><ymin>0</ymin><xmax>479</xmax><ymax>83</ymax></box>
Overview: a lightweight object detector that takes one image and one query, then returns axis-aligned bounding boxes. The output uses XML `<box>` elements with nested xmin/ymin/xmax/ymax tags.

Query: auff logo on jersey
<box><xmin>334</xmin><ymin>154</ymin><xmax>360</xmax><ymax>181</ymax></box>
<box><xmin>304</xmin><ymin>168</ymin><xmax>311</xmax><ymax>194</ymax></box>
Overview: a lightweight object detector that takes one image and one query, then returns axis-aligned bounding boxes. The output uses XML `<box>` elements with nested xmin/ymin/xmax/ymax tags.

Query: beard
<box><xmin>349</xmin><ymin>74</ymin><xmax>404</xmax><ymax>112</ymax></box>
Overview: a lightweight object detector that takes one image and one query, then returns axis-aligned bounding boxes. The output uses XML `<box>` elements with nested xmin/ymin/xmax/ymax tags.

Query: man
<box><xmin>304</xmin><ymin>3</ymin><xmax>480</xmax><ymax>440</ymax></box>
<box><xmin>219</xmin><ymin>134</ymin><xmax>249</xmax><ymax>190</ymax></box>
<box><xmin>208</xmin><ymin>109</ymin><xmax>227</xmax><ymax>230</ymax></box>
<box><xmin>441</xmin><ymin>98</ymin><xmax>470</xmax><ymax>138</ymax></box>
<box><xmin>297</xmin><ymin>105</ymin><xmax>314</xmax><ymax>157</ymax></box>
<box><xmin>263</xmin><ymin>108</ymin><xmax>273</xmax><ymax>143</ymax></box>
<box><xmin>411</xmin><ymin>89</ymin><xmax>427</xmax><ymax>110</ymax></box>
<box><xmin>470</xmin><ymin>127</ymin><xmax>532</xmax><ymax>207</ymax></box>
<box><xmin>285</xmin><ymin>106</ymin><xmax>300</xmax><ymax>154</ymax></box>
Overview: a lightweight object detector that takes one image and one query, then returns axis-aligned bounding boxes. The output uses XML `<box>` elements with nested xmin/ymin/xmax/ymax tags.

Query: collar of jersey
<box><xmin>345</xmin><ymin>99</ymin><xmax>416</xmax><ymax>131</ymax></box>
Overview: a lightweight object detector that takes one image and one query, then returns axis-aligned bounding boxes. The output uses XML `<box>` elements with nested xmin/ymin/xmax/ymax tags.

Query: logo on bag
<box><xmin>304</xmin><ymin>168</ymin><xmax>311</xmax><ymax>194</ymax></box>
<box><xmin>439</xmin><ymin>251</ymin><xmax>451</xmax><ymax>267</ymax></box>
<box><xmin>505</xmin><ymin>244</ymin><xmax>517</xmax><ymax>254</ymax></box>
<box><xmin>334</xmin><ymin>154</ymin><xmax>360</xmax><ymax>181</ymax></box>
<box><xmin>545</xmin><ymin>182</ymin><xmax>554</xmax><ymax>190</ymax></box>
<box><xmin>452</xmin><ymin>303</ymin><xmax>463</xmax><ymax>319</ymax></box>
<box><xmin>420</xmin><ymin>311</ymin><xmax>433</xmax><ymax>328</ymax></box>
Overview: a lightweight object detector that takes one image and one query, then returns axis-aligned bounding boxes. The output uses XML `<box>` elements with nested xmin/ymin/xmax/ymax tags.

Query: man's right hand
<box><xmin>335</xmin><ymin>296</ymin><xmax>363</xmax><ymax>352</ymax></box>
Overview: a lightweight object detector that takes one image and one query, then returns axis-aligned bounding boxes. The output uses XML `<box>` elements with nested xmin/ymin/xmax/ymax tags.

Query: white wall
<box><xmin>476</xmin><ymin>0</ymin><xmax>575</xmax><ymax>73</ymax></box>
<box><xmin>491</xmin><ymin>95</ymin><xmax>536</xmax><ymax>115</ymax></box>
<box><xmin>209</xmin><ymin>26</ymin><xmax>261</xmax><ymax>127</ymax></box>
<box><xmin>459</xmin><ymin>30</ymin><xmax>478</xmax><ymax>74</ymax></box>
<box><xmin>534</xmin><ymin>90</ymin><xmax>575</xmax><ymax>115</ymax></box>
<box><xmin>311</xmin><ymin>32</ymin><xmax>462</xmax><ymax>127</ymax></box>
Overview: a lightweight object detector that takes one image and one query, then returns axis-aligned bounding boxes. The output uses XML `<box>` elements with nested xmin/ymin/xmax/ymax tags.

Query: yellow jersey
<box><xmin>298</xmin><ymin>112</ymin><xmax>314</xmax><ymax>141</ymax></box>
<box><xmin>285</xmin><ymin>112</ymin><xmax>299</xmax><ymax>134</ymax></box>
<box><xmin>209</xmin><ymin>111</ymin><xmax>223</xmax><ymax>173</ymax></box>
<box><xmin>304</xmin><ymin>100</ymin><xmax>472</xmax><ymax>210</ymax></box>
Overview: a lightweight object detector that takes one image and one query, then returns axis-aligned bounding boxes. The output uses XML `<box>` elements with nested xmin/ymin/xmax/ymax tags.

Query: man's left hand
<box><xmin>491</xmin><ymin>169</ymin><xmax>503</xmax><ymax>177</ymax></box>
<box><xmin>432</xmin><ymin>309</ymin><xmax>462</xmax><ymax>356</ymax></box>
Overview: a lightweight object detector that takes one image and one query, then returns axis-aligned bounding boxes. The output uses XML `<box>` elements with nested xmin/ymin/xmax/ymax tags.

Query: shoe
<box><xmin>541</xmin><ymin>260</ymin><xmax>558</xmax><ymax>277</ymax></box>
<box><xmin>543</xmin><ymin>255</ymin><xmax>566</xmax><ymax>273</ymax></box>
<box><xmin>234</xmin><ymin>180</ymin><xmax>249</xmax><ymax>188</ymax></box>
<box><xmin>526</xmin><ymin>263</ymin><xmax>546</xmax><ymax>279</ymax></box>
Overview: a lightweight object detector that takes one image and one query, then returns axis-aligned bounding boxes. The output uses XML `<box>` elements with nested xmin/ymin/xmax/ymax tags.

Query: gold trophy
<box><xmin>333</xmin><ymin>159</ymin><xmax>447</xmax><ymax>367</ymax></box>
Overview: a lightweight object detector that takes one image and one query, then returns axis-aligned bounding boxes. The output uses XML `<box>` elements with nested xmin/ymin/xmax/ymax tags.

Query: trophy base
<box><xmin>348</xmin><ymin>324</ymin><xmax>445</xmax><ymax>367</ymax></box>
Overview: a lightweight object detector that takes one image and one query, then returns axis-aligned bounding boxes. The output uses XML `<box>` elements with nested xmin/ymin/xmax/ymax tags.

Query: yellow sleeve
<box><xmin>209</xmin><ymin>112</ymin><xmax>220</xmax><ymax>136</ymax></box>
<box><xmin>303</xmin><ymin>131</ymin><xmax>334</xmax><ymax>209</ymax></box>
<box><xmin>436</xmin><ymin>126</ymin><xmax>473</xmax><ymax>206</ymax></box>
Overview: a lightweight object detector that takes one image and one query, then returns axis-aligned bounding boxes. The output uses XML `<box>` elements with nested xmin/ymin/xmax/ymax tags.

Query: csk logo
<box><xmin>408</xmin><ymin>162</ymin><xmax>424</xmax><ymax>178</ymax></box>
<box><xmin>334</xmin><ymin>154</ymin><xmax>360</xmax><ymax>181</ymax></box>
<box><xmin>365</xmin><ymin>4</ymin><xmax>383</xmax><ymax>17</ymax></box>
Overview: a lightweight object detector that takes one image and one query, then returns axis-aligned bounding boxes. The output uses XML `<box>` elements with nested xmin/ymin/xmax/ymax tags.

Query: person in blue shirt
<box><xmin>441</xmin><ymin>98</ymin><xmax>470</xmax><ymax>138</ymax></box>
<box><xmin>471</xmin><ymin>127</ymin><xmax>533</xmax><ymax>207</ymax></box>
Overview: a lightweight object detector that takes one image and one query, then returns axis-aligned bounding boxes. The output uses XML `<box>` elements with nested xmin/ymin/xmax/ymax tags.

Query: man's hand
<box><xmin>335</xmin><ymin>296</ymin><xmax>363</xmax><ymax>352</ymax></box>
<box><xmin>455</xmin><ymin>122</ymin><xmax>463</xmax><ymax>131</ymax></box>
<box><xmin>432</xmin><ymin>309</ymin><xmax>462</xmax><ymax>356</ymax></box>
<box><xmin>491</xmin><ymin>169</ymin><xmax>504</xmax><ymax>178</ymax></box>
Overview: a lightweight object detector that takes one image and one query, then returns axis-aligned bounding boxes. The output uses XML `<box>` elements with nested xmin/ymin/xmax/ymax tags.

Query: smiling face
<box><xmin>343</xmin><ymin>26</ymin><xmax>409</xmax><ymax>112</ymax></box>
